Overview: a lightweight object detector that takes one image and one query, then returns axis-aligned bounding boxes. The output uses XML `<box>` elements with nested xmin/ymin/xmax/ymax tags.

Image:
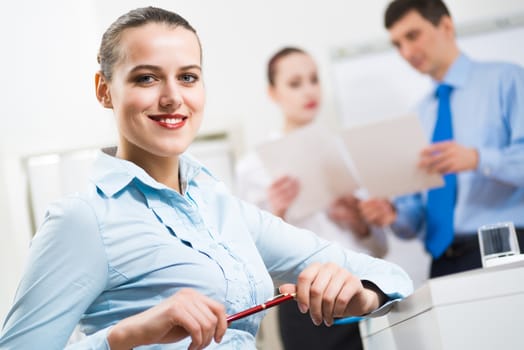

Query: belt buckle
<box><xmin>445</xmin><ymin>246</ymin><xmax>456</xmax><ymax>258</ymax></box>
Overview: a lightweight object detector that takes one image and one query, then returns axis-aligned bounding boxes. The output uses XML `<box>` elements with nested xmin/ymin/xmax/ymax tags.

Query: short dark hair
<box><xmin>97</xmin><ymin>6</ymin><xmax>200</xmax><ymax>81</ymax></box>
<box><xmin>384</xmin><ymin>0</ymin><xmax>451</xmax><ymax>29</ymax></box>
<box><xmin>267</xmin><ymin>47</ymin><xmax>306</xmax><ymax>86</ymax></box>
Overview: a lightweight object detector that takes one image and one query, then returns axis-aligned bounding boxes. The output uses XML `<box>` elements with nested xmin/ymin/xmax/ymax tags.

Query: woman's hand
<box><xmin>279</xmin><ymin>263</ymin><xmax>385</xmax><ymax>327</ymax></box>
<box><xmin>267</xmin><ymin>175</ymin><xmax>300</xmax><ymax>218</ymax></box>
<box><xmin>107</xmin><ymin>288</ymin><xmax>227</xmax><ymax>350</ymax></box>
<box><xmin>328</xmin><ymin>194</ymin><xmax>370</xmax><ymax>238</ymax></box>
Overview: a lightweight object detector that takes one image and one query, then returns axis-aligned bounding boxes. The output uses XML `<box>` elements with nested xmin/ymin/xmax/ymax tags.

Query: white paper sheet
<box><xmin>256</xmin><ymin>122</ymin><xmax>359</xmax><ymax>221</ymax></box>
<box><xmin>255</xmin><ymin>116</ymin><xmax>443</xmax><ymax>219</ymax></box>
<box><xmin>340</xmin><ymin>115</ymin><xmax>444</xmax><ymax>198</ymax></box>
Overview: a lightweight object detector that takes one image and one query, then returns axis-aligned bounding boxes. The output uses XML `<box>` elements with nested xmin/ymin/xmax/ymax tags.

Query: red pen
<box><xmin>227</xmin><ymin>293</ymin><xmax>296</xmax><ymax>323</ymax></box>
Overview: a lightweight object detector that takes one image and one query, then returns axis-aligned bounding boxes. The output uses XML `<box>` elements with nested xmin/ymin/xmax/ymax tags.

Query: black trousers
<box><xmin>430</xmin><ymin>228</ymin><xmax>524</xmax><ymax>278</ymax></box>
<box><xmin>278</xmin><ymin>299</ymin><xmax>363</xmax><ymax>350</ymax></box>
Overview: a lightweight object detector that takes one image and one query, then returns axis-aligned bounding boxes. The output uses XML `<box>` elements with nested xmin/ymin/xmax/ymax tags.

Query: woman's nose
<box><xmin>159</xmin><ymin>81</ymin><xmax>183</xmax><ymax>110</ymax></box>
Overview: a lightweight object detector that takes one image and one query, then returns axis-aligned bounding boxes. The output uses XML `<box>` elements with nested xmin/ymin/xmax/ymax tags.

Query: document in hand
<box><xmin>256</xmin><ymin>122</ymin><xmax>359</xmax><ymax>222</ymax></box>
<box><xmin>340</xmin><ymin>115</ymin><xmax>444</xmax><ymax>198</ymax></box>
<box><xmin>256</xmin><ymin>116</ymin><xmax>444</xmax><ymax>220</ymax></box>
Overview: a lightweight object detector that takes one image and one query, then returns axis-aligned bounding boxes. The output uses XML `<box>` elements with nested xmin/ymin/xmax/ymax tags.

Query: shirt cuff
<box><xmin>66</xmin><ymin>327</ymin><xmax>111</xmax><ymax>350</ymax></box>
<box><xmin>361</xmin><ymin>279</ymin><xmax>404</xmax><ymax>318</ymax></box>
<box><xmin>477</xmin><ymin>146</ymin><xmax>499</xmax><ymax>178</ymax></box>
<box><xmin>364</xmin><ymin>294</ymin><xmax>403</xmax><ymax>318</ymax></box>
<box><xmin>332</xmin><ymin>294</ymin><xmax>404</xmax><ymax>325</ymax></box>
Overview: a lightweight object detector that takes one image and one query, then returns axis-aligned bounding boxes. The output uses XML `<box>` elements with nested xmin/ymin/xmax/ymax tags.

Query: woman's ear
<box><xmin>267</xmin><ymin>85</ymin><xmax>277</xmax><ymax>103</ymax></box>
<box><xmin>95</xmin><ymin>72</ymin><xmax>113</xmax><ymax>108</ymax></box>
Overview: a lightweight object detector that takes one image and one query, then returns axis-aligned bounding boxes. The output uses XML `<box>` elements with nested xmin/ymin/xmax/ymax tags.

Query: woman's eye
<box><xmin>180</xmin><ymin>73</ymin><xmax>198</xmax><ymax>84</ymax></box>
<box><xmin>289</xmin><ymin>80</ymin><xmax>301</xmax><ymax>88</ymax></box>
<box><xmin>136</xmin><ymin>75</ymin><xmax>155</xmax><ymax>84</ymax></box>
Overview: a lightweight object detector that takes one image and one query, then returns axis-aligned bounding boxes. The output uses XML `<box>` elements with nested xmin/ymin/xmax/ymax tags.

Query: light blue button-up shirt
<box><xmin>393</xmin><ymin>54</ymin><xmax>524</xmax><ymax>240</ymax></box>
<box><xmin>1</xmin><ymin>149</ymin><xmax>412</xmax><ymax>349</ymax></box>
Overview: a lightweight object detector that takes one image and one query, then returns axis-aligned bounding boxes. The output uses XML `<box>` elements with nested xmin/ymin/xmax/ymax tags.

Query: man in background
<box><xmin>360</xmin><ymin>0</ymin><xmax>524</xmax><ymax>278</ymax></box>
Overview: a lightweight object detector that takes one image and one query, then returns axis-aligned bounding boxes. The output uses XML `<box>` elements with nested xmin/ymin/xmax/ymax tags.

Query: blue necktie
<box><xmin>425</xmin><ymin>84</ymin><xmax>456</xmax><ymax>258</ymax></box>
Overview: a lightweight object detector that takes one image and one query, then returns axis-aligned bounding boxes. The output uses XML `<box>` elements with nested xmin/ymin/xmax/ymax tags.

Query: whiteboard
<box><xmin>331</xmin><ymin>13</ymin><xmax>524</xmax><ymax>127</ymax></box>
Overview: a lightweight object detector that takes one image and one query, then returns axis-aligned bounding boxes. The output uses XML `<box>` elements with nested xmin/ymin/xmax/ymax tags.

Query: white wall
<box><xmin>1</xmin><ymin>0</ymin><xmax>523</xmax><ymax>322</ymax></box>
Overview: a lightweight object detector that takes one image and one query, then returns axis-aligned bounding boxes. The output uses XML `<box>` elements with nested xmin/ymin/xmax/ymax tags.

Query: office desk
<box><xmin>360</xmin><ymin>260</ymin><xmax>524</xmax><ymax>350</ymax></box>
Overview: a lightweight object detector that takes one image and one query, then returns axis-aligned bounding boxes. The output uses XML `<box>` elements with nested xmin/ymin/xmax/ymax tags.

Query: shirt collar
<box><xmin>436</xmin><ymin>53</ymin><xmax>472</xmax><ymax>90</ymax></box>
<box><xmin>91</xmin><ymin>147</ymin><xmax>213</xmax><ymax>198</ymax></box>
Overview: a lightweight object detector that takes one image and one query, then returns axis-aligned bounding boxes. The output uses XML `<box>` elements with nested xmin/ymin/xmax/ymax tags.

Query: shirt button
<box><xmin>483</xmin><ymin>167</ymin><xmax>491</xmax><ymax>176</ymax></box>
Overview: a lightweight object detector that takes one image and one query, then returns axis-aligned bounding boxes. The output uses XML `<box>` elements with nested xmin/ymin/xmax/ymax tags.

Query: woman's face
<box><xmin>96</xmin><ymin>23</ymin><xmax>205</xmax><ymax>161</ymax></box>
<box><xmin>269</xmin><ymin>52</ymin><xmax>321</xmax><ymax>128</ymax></box>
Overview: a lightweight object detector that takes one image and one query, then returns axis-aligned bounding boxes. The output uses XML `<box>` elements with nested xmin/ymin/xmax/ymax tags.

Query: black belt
<box><xmin>443</xmin><ymin>228</ymin><xmax>524</xmax><ymax>258</ymax></box>
<box><xmin>443</xmin><ymin>235</ymin><xmax>479</xmax><ymax>258</ymax></box>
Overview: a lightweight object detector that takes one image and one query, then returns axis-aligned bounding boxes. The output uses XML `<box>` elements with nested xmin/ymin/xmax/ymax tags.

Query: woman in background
<box><xmin>236</xmin><ymin>47</ymin><xmax>388</xmax><ymax>350</ymax></box>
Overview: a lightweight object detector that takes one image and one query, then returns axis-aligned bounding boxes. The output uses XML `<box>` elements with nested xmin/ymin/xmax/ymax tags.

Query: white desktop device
<box><xmin>477</xmin><ymin>221</ymin><xmax>524</xmax><ymax>268</ymax></box>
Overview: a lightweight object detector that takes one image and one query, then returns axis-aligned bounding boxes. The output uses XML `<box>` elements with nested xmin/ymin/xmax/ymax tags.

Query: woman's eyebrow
<box><xmin>179</xmin><ymin>64</ymin><xmax>202</xmax><ymax>72</ymax></box>
<box><xmin>128</xmin><ymin>64</ymin><xmax>162</xmax><ymax>73</ymax></box>
<box><xmin>128</xmin><ymin>64</ymin><xmax>202</xmax><ymax>74</ymax></box>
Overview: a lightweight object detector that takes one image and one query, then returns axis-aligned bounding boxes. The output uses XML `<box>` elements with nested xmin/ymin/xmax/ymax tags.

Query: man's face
<box><xmin>388</xmin><ymin>10</ymin><xmax>454</xmax><ymax>79</ymax></box>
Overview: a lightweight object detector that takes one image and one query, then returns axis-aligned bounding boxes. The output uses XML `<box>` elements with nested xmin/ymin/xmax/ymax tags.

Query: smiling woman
<box><xmin>0</xmin><ymin>6</ymin><xmax>412</xmax><ymax>350</ymax></box>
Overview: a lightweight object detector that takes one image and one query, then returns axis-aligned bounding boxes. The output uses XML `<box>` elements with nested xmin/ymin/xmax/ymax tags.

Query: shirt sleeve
<box><xmin>239</xmin><ymin>200</ymin><xmax>413</xmax><ymax>302</ymax></box>
<box><xmin>0</xmin><ymin>197</ymin><xmax>109</xmax><ymax>350</ymax></box>
<box><xmin>366</xmin><ymin>226</ymin><xmax>389</xmax><ymax>258</ymax></box>
<box><xmin>390</xmin><ymin>193</ymin><xmax>425</xmax><ymax>240</ymax></box>
<box><xmin>476</xmin><ymin>65</ymin><xmax>524</xmax><ymax>186</ymax></box>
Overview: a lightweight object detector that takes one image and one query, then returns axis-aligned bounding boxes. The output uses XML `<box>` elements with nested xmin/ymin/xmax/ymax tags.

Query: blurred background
<box><xmin>1</xmin><ymin>0</ymin><xmax>523</xmax><ymax>321</ymax></box>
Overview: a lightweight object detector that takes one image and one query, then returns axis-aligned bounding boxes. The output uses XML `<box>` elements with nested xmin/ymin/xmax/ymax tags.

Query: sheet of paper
<box><xmin>256</xmin><ymin>122</ymin><xmax>359</xmax><ymax>222</ymax></box>
<box><xmin>340</xmin><ymin>115</ymin><xmax>444</xmax><ymax>198</ymax></box>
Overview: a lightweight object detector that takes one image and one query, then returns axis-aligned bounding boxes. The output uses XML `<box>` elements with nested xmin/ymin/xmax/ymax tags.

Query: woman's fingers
<box><xmin>153</xmin><ymin>289</ymin><xmax>226</xmax><ymax>348</ymax></box>
<box><xmin>319</xmin><ymin>265</ymin><xmax>348</xmax><ymax>326</ymax></box>
<box><xmin>187</xmin><ymin>299</ymin><xmax>223</xmax><ymax>349</ymax></box>
<box><xmin>293</xmin><ymin>263</ymin><xmax>380</xmax><ymax>328</ymax></box>
<box><xmin>295</xmin><ymin>262</ymin><xmax>319</xmax><ymax>315</ymax></box>
<box><xmin>306</xmin><ymin>264</ymin><xmax>333</xmax><ymax>325</ymax></box>
<box><xmin>268</xmin><ymin>176</ymin><xmax>300</xmax><ymax>216</ymax></box>
<box><xmin>333</xmin><ymin>279</ymin><xmax>360</xmax><ymax>317</ymax></box>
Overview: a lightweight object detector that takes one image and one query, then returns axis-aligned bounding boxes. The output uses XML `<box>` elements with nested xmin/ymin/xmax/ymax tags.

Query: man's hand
<box><xmin>328</xmin><ymin>195</ymin><xmax>370</xmax><ymax>238</ymax></box>
<box><xmin>359</xmin><ymin>198</ymin><xmax>397</xmax><ymax>227</ymax></box>
<box><xmin>419</xmin><ymin>141</ymin><xmax>478</xmax><ymax>174</ymax></box>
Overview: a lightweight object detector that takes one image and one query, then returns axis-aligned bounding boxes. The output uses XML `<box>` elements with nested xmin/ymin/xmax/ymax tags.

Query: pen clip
<box><xmin>270</xmin><ymin>292</ymin><xmax>296</xmax><ymax>301</ymax></box>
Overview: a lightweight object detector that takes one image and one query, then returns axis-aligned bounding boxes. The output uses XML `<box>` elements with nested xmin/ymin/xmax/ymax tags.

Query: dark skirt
<box><xmin>278</xmin><ymin>300</ymin><xmax>363</xmax><ymax>350</ymax></box>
